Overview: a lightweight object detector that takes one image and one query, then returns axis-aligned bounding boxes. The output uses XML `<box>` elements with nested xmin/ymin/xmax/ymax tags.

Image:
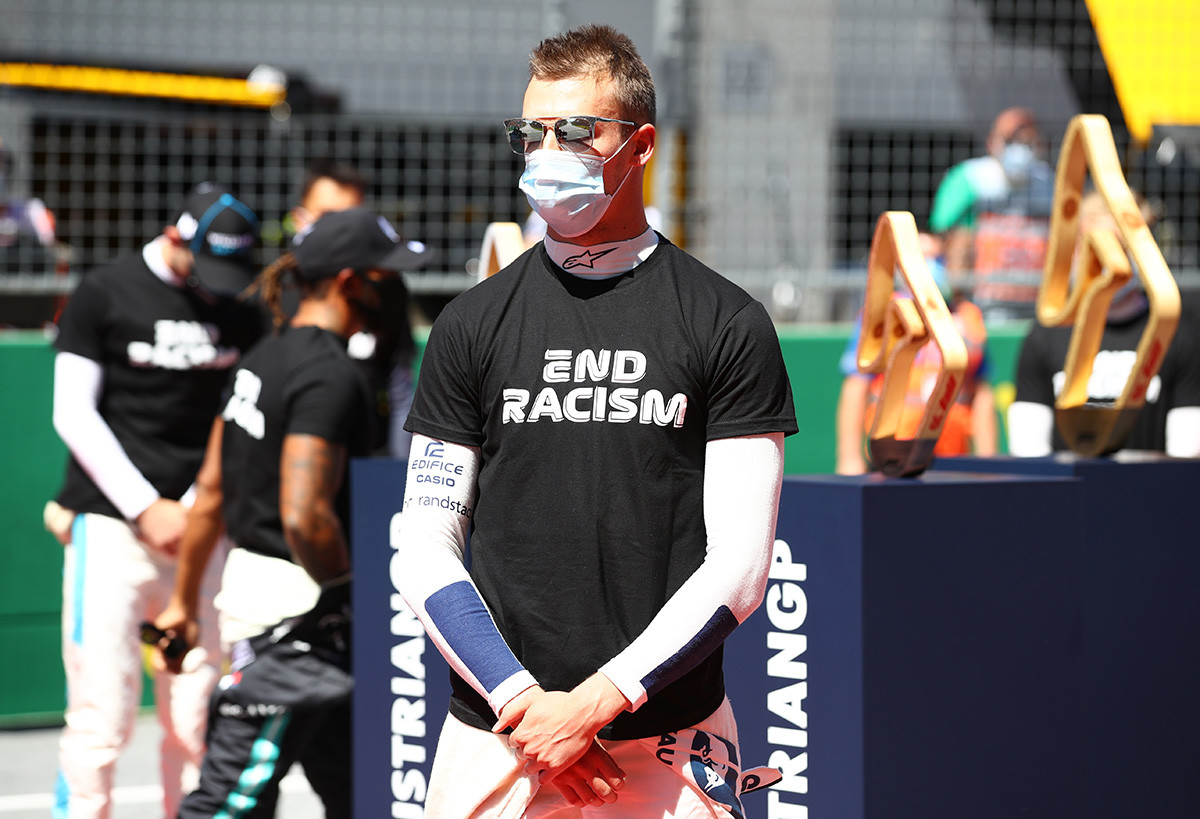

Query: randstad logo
<box><xmin>425</xmin><ymin>441</ymin><xmax>444</xmax><ymax>458</ymax></box>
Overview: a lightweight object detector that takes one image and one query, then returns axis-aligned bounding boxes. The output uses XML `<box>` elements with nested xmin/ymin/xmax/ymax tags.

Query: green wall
<box><xmin>0</xmin><ymin>334</ymin><xmax>71</xmax><ymax>725</ymax></box>
<box><xmin>0</xmin><ymin>323</ymin><xmax>1029</xmax><ymax>724</ymax></box>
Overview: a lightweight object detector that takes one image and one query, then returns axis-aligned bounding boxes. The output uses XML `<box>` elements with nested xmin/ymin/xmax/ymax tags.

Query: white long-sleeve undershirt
<box><xmin>52</xmin><ymin>351</ymin><xmax>160</xmax><ymax>520</ymax></box>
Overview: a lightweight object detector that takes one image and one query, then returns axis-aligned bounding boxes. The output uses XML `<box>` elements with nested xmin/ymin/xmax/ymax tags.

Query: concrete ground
<box><xmin>0</xmin><ymin>713</ymin><xmax>323</xmax><ymax>819</ymax></box>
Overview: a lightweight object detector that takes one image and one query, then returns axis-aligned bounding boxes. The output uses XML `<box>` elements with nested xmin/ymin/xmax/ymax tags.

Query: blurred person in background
<box><xmin>154</xmin><ymin>208</ymin><xmax>429</xmax><ymax>819</ymax></box>
<box><xmin>290</xmin><ymin>158</ymin><xmax>434</xmax><ymax>459</ymax></box>
<box><xmin>835</xmin><ymin>232</ymin><xmax>996</xmax><ymax>474</ymax></box>
<box><xmin>47</xmin><ymin>183</ymin><xmax>262</xmax><ymax>819</ymax></box>
<box><xmin>1007</xmin><ymin>190</ymin><xmax>1200</xmax><ymax>458</ymax></box>
<box><xmin>929</xmin><ymin>107</ymin><xmax>1056</xmax><ymax>322</ymax></box>
<box><xmin>0</xmin><ymin>137</ymin><xmax>58</xmax><ymax>276</ymax></box>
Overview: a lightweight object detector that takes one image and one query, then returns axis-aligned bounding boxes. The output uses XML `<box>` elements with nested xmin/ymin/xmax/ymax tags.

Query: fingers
<box><xmin>540</xmin><ymin>742</ymin><xmax>625</xmax><ymax>808</ymax></box>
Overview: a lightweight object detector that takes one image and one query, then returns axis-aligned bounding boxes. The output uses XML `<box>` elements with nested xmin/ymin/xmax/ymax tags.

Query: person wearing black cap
<box><xmin>174</xmin><ymin>181</ymin><xmax>262</xmax><ymax>295</ymax></box>
<box><xmin>288</xmin><ymin>159</ymin><xmax>436</xmax><ymax>460</ymax></box>
<box><xmin>152</xmin><ymin>208</ymin><xmax>426</xmax><ymax>819</ymax></box>
<box><xmin>47</xmin><ymin>183</ymin><xmax>263</xmax><ymax>819</ymax></box>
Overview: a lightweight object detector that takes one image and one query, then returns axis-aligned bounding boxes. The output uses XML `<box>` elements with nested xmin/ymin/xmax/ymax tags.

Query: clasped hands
<box><xmin>493</xmin><ymin>674</ymin><xmax>629</xmax><ymax>809</ymax></box>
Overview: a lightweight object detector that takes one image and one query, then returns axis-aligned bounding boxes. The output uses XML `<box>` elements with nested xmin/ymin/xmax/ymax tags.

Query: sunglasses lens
<box><xmin>506</xmin><ymin>119</ymin><xmax>545</xmax><ymax>154</ymax></box>
<box><xmin>555</xmin><ymin>116</ymin><xmax>595</xmax><ymax>152</ymax></box>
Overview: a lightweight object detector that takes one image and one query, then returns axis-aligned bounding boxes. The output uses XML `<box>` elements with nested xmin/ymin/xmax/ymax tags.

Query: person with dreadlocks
<box><xmin>152</xmin><ymin>208</ymin><xmax>431</xmax><ymax>818</ymax></box>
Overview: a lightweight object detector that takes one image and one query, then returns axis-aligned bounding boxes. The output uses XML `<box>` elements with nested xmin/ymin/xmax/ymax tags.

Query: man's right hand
<box><xmin>150</xmin><ymin>600</ymin><xmax>197</xmax><ymax>674</ymax></box>
<box><xmin>134</xmin><ymin>498</ymin><xmax>188</xmax><ymax>555</ymax></box>
<box><xmin>545</xmin><ymin>741</ymin><xmax>625</xmax><ymax>808</ymax></box>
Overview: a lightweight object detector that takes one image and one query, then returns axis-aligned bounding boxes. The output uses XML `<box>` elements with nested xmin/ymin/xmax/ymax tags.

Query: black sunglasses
<box><xmin>504</xmin><ymin>115</ymin><xmax>635</xmax><ymax>155</ymax></box>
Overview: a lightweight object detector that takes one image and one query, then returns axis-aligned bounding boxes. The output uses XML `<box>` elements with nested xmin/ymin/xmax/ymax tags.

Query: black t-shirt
<box><xmin>220</xmin><ymin>325</ymin><xmax>374</xmax><ymax>562</ymax></box>
<box><xmin>1014</xmin><ymin>308</ymin><xmax>1200</xmax><ymax>452</ymax></box>
<box><xmin>405</xmin><ymin>238</ymin><xmax>798</xmax><ymax>739</ymax></box>
<box><xmin>54</xmin><ymin>251</ymin><xmax>261</xmax><ymax>517</ymax></box>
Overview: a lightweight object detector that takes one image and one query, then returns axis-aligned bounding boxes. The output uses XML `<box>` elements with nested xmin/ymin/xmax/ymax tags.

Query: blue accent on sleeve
<box><xmin>640</xmin><ymin>606</ymin><xmax>739</xmax><ymax>697</ymax></box>
<box><xmin>838</xmin><ymin>315</ymin><xmax>866</xmax><ymax>378</ymax></box>
<box><xmin>425</xmin><ymin>580</ymin><xmax>526</xmax><ymax>694</ymax></box>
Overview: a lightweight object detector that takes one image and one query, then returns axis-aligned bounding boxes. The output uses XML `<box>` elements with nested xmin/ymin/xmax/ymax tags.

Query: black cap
<box><xmin>292</xmin><ymin>208</ymin><xmax>435</xmax><ymax>281</ymax></box>
<box><xmin>174</xmin><ymin>183</ymin><xmax>259</xmax><ymax>294</ymax></box>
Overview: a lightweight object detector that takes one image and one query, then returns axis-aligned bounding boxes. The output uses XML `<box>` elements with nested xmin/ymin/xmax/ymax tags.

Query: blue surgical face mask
<box><xmin>518</xmin><ymin>136</ymin><xmax>635</xmax><ymax>238</ymax></box>
<box><xmin>1001</xmin><ymin>142</ymin><xmax>1036</xmax><ymax>182</ymax></box>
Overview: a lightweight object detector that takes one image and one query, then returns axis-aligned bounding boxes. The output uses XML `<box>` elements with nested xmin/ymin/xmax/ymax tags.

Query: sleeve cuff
<box><xmin>598</xmin><ymin>659</ymin><xmax>647</xmax><ymax>711</ymax></box>
<box><xmin>115</xmin><ymin>484</ymin><xmax>161</xmax><ymax>523</ymax></box>
<box><xmin>487</xmin><ymin>670</ymin><xmax>540</xmax><ymax>717</ymax></box>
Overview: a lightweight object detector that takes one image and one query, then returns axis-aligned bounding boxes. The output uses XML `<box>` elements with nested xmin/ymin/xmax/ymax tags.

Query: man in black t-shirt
<box><xmin>153</xmin><ymin>208</ymin><xmax>430</xmax><ymax>819</ymax></box>
<box><xmin>49</xmin><ymin>183</ymin><xmax>261</xmax><ymax>819</ymax></box>
<box><xmin>288</xmin><ymin>159</ymin><xmax>435</xmax><ymax>459</ymax></box>
<box><xmin>1007</xmin><ymin>191</ymin><xmax>1200</xmax><ymax>458</ymax></box>
<box><xmin>395</xmin><ymin>25</ymin><xmax>797</xmax><ymax>817</ymax></box>
<box><xmin>1008</xmin><ymin>292</ymin><xmax>1200</xmax><ymax>456</ymax></box>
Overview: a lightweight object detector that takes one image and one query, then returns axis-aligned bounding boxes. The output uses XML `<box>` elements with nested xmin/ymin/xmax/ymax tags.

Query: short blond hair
<box><xmin>529</xmin><ymin>24</ymin><xmax>656</xmax><ymax>127</ymax></box>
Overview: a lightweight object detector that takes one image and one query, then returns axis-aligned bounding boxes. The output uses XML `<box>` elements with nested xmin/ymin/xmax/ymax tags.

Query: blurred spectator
<box><xmin>0</xmin><ymin>137</ymin><xmax>58</xmax><ymax>276</ymax></box>
<box><xmin>288</xmin><ymin>159</ymin><xmax>367</xmax><ymax>239</ymax></box>
<box><xmin>836</xmin><ymin>233</ymin><xmax>997</xmax><ymax>474</ymax></box>
<box><xmin>1007</xmin><ymin>190</ymin><xmax>1200</xmax><ymax>457</ymax></box>
<box><xmin>155</xmin><ymin>208</ymin><xmax>424</xmax><ymax>819</ymax></box>
<box><xmin>47</xmin><ymin>183</ymin><xmax>263</xmax><ymax>819</ymax></box>
<box><xmin>929</xmin><ymin>107</ymin><xmax>1056</xmax><ymax>322</ymax></box>
<box><xmin>290</xmin><ymin>159</ymin><xmax>434</xmax><ymax>458</ymax></box>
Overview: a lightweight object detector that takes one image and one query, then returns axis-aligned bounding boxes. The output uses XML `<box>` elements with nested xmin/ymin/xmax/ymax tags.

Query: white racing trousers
<box><xmin>425</xmin><ymin>697</ymin><xmax>749</xmax><ymax>819</ymax></box>
<box><xmin>55</xmin><ymin>512</ymin><xmax>224</xmax><ymax>819</ymax></box>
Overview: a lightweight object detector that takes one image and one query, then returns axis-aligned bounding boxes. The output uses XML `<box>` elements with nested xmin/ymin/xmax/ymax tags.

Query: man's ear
<box><xmin>632</xmin><ymin>123</ymin><xmax>656</xmax><ymax>167</ymax></box>
<box><xmin>333</xmin><ymin>268</ymin><xmax>360</xmax><ymax>297</ymax></box>
<box><xmin>291</xmin><ymin>206</ymin><xmax>312</xmax><ymax>235</ymax></box>
<box><xmin>163</xmin><ymin>225</ymin><xmax>185</xmax><ymax>246</ymax></box>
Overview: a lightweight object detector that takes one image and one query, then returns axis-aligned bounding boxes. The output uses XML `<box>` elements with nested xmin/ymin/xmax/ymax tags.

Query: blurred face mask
<box><xmin>1001</xmin><ymin>142</ymin><xmax>1036</xmax><ymax>183</ymax></box>
<box><xmin>518</xmin><ymin>136</ymin><xmax>635</xmax><ymax>238</ymax></box>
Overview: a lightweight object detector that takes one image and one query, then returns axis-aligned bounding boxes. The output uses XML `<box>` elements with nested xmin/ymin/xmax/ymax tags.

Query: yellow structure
<box><xmin>1086</xmin><ymin>0</ymin><xmax>1200</xmax><ymax>143</ymax></box>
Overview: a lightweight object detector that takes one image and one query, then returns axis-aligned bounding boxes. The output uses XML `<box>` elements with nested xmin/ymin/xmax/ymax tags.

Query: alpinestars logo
<box><xmin>562</xmin><ymin>247</ymin><xmax>617</xmax><ymax>270</ymax></box>
<box><xmin>501</xmin><ymin>348</ymin><xmax>688</xmax><ymax>428</ymax></box>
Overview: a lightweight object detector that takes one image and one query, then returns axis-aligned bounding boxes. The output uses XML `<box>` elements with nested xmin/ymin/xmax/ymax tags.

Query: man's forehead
<box><xmin>522</xmin><ymin>75</ymin><xmax>617</xmax><ymax>117</ymax></box>
<box><xmin>305</xmin><ymin>178</ymin><xmax>363</xmax><ymax>213</ymax></box>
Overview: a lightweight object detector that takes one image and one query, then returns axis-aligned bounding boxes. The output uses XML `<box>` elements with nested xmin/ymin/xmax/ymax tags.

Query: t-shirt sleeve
<box><xmin>54</xmin><ymin>275</ymin><xmax>109</xmax><ymax>362</ymax></box>
<box><xmin>929</xmin><ymin>162</ymin><xmax>976</xmax><ymax>233</ymax></box>
<box><xmin>286</xmin><ymin>359</ymin><xmax>366</xmax><ymax>445</ymax></box>
<box><xmin>705</xmin><ymin>299</ymin><xmax>798</xmax><ymax>440</ymax></box>
<box><xmin>404</xmin><ymin>305</ymin><xmax>485</xmax><ymax>447</ymax></box>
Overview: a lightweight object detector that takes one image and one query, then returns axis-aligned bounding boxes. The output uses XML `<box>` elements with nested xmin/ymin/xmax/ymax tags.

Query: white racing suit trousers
<box><xmin>55</xmin><ymin>512</ymin><xmax>224</xmax><ymax>819</ymax></box>
<box><xmin>424</xmin><ymin>697</ymin><xmax>749</xmax><ymax>819</ymax></box>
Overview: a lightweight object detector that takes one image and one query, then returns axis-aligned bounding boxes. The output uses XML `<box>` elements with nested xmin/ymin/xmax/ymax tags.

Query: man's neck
<box><xmin>290</xmin><ymin>299</ymin><xmax>356</xmax><ymax>338</ymax></box>
<box><xmin>143</xmin><ymin>236</ymin><xmax>187</xmax><ymax>287</ymax></box>
<box><xmin>544</xmin><ymin>226</ymin><xmax>659</xmax><ymax>277</ymax></box>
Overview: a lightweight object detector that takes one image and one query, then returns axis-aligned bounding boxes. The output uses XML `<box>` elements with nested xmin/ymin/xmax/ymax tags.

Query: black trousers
<box><xmin>179</xmin><ymin>582</ymin><xmax>353</xmax><ymax>819</ymax></box>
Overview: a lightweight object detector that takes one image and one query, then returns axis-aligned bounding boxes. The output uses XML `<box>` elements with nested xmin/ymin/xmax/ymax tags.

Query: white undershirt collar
<box><xmin>143</xmin><ymin>236</ymin><xmax>186</xmax><ymax>288</ymax></box>
<box><xmin>544</xmin><ymin>227</ymin><xmax>660</xmax><ymax>279</ymax></box>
